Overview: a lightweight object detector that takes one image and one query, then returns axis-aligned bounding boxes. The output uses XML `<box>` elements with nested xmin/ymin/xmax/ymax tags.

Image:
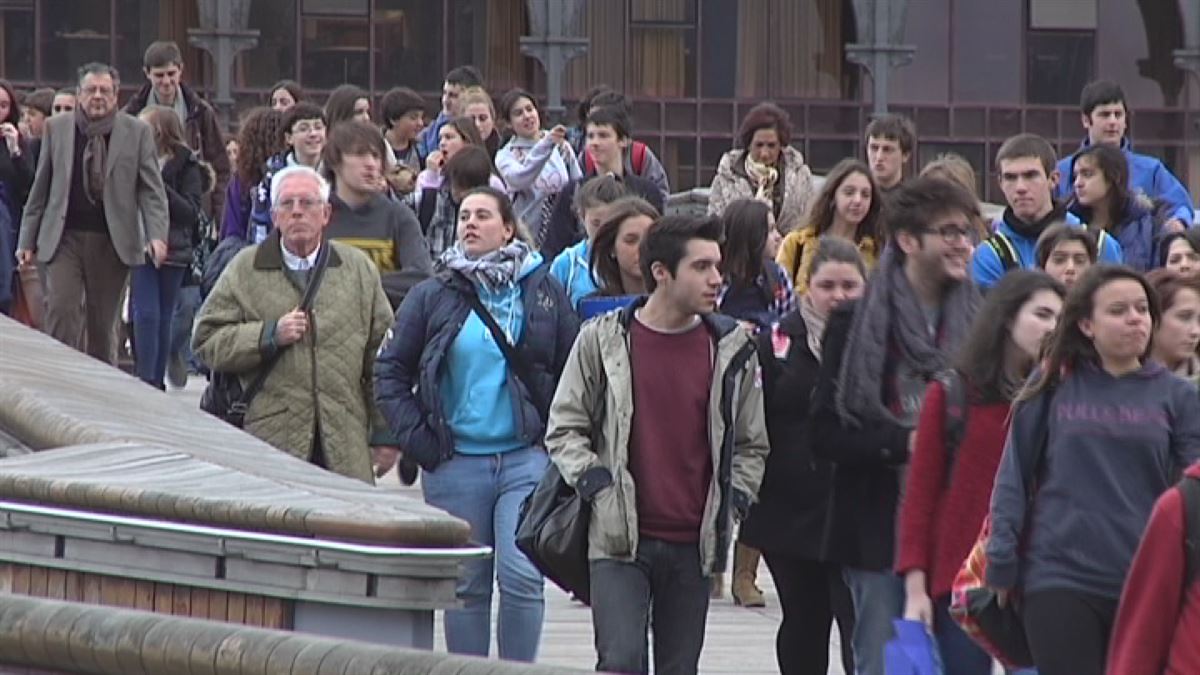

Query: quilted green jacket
<box><xmin>193</xmin><ymin>231</ymin><xmax>394</xmax><ymax>483</ymax></box>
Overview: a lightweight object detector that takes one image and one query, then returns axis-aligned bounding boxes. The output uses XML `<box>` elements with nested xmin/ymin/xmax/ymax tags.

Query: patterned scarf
<box><xmin>75</xmin><ymin>107</ymin><xmax>116</xmax><ymax>205</ymax></box>
<box><xmin>426</xmin><ymin>188</ymin><xmax>459</xmax><ymax>259</ymax></box>
<box><xmin>439</xmin><ymin>239</ymin><xmax>533</xmax><ymax>294</ymax></box>
<box><xmin>744</xmin><ymin>154</ymin><xmax>779</xmax><ymax>205</ymax></box>
<box><xmin>834</xmin><ymin>243</ymin><xmax>982</xmax><ymax>426</ymax></box>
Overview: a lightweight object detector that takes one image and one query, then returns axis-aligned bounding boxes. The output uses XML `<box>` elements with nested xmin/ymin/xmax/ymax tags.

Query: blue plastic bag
<box><xmin>884</xmin><ymin>618</ymin><xmax>943</xmax><ymax>675</ymax></box>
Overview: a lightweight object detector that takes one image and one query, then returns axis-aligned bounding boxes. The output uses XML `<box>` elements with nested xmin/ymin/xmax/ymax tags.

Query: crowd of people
<box><xmin>1</xmin><ymin>41</ymin><xmax>1199</xmax><ymax>675</ymax></box>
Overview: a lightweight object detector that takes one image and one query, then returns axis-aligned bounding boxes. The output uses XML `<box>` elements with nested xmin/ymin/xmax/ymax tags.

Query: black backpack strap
<box><xmin>234</xmin><ymin>242</ymin><xmax>333</xmax><ymax>415</ymax></box>
<box><xmin>936</xmin><ymin>369</ymin><xmax>968</xmax><ymax>485</ymax></box>
<box><xmin>986</xmin><ymin>232</ymin><xmax>1021</xmax><ymax>272</ymax></box>
<box><xmin>455</xmin><ymin>275</ymin><xmax>547</xmax><ymax>414</ymax></box>
<box><xmin>1181</xmin><ymin>475</ymin><xmax>1200</xmax><ymax>585</ymax></box>
<box><xmin>418</xmin><ymin>188</ymin><xmax>438</xmax><ymax>234</ymax></box>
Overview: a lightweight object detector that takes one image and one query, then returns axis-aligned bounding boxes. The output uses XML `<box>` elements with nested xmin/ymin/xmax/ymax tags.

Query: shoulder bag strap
<box><xmin>237</xmin><ymin>243</ymin><xmax>333</xmax><ymax>408</ymax></box>
<box><xmin>457</xmin><ymin>278</ymin><xmax>547</xmax><ymax>413</ymax></box>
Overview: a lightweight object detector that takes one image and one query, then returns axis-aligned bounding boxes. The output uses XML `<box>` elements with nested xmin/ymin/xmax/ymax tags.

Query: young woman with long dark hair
<box><xmin>587</xmin><ymin>195</ymin><xmax>658</xmax><ymax>299</ymax></box>
<box><xmin>897</xmin><ymin>270</ymin><xmax>1065</xmax><ymax>673</ymax></box>
<box><xmin>719</xmin><ymin>199</ymin><xmax>794</xmax><ymax>333</ymax></box>
<box><xmin>1158</xmin><ymin>228</ymin><xmax>1200</xmax><ymax>279</ymax></box>
<box><xmin>740</xmin><ymin>236</ymin><xmax>866</xmax><ymax>674</ymax></box>
<box><xmin>1146</xmin><ymin>268</ymin><xmax>1200</xmax><ymax>386</ymax></box>
<box><xmin>1069</xmin><ymin>144</ymin><xmax>1165</xmax><ymax>271</ymax></box>
<box><xmin>986</xmin><ymin>265</ymin><xmax>1200</xmax><ymax>675</ymax></box>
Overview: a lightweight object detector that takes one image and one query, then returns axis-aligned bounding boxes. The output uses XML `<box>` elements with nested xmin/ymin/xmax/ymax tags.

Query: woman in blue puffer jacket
<box><xmin>1068</xmin><ymin>143</ymin><xmax>1170</xmax><ymax>271</ymax></box>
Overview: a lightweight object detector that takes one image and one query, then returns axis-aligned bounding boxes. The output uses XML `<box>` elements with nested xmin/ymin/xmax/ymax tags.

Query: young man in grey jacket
<box><xmin>545</xmin><ymin>214</ymin><xmax>769</xmax><ymax>674</ymax></box>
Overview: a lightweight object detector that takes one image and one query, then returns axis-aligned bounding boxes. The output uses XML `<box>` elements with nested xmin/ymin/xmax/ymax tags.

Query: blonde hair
<box><xmin>460</xmin><ymin>87</ymin><xmax>496</xmax><ymax>117</ymax></box>
<box><xmin>920</xmin><ymin>153</ymin><xmax>987</xmax><ymax>239</ymax></box>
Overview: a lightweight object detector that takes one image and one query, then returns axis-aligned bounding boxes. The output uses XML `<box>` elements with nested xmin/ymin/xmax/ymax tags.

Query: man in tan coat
<box><xmin>193</xmin><ymin>165</ymin><xmax>396</xmax><ymax>483</ymax></box>
<box><xmin>17</xmin><ymin>62</ymin><xmax>169</xmax><ymax>364</ymax></box>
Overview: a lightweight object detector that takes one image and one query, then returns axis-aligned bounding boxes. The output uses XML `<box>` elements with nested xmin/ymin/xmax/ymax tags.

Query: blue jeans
<box><xmin>842</xmin><ymin>567</ymin><xmax>904</xmax><ymax>675</ymax></box>
<box><xmin>421</xmin><ymin>446</ymin><xmax>548</xmax><ymax>661</ymax></box>
<box><xmin>171</xmin><ymin>285</ymin><xmax>203</xmax><ymax>374</ymax></box>
<box><xmin>129</xmin><ymin>264</ymin><xmax>187</xmax><ymax>388</ymax></box>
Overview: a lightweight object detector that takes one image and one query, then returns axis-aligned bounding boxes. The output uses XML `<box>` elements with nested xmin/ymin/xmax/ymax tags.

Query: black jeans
<box><xmin>763</xmin><ymin>553</ymin><xmax>856</xmax><ymax>675</ymax></box>
<box><xmin>1023</xmin><ymin>588</ymin><xmax>1118</xmax><ymax>675</ymax></box>
<box><xmin>589</xmin><ymin>538</ymin><xmax>711</xmax><ymax>674</ymax></box>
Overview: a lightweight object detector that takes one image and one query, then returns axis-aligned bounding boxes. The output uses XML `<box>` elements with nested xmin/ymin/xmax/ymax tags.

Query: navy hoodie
<box><xmin>986</xmin><ymin>362</ymin><xmax>1200</xmax><ymax>599</ymax></box>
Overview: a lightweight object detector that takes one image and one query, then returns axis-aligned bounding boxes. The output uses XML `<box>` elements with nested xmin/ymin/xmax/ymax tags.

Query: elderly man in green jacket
<box><xmin>193</xmin><ymin>165</ymin><xmax>396</xmax><ymax>483</ymax></box>
<box><xmin>545</xmin><ymin>214</ymin><xmax>769</xmax><ymax>674</ymax></box>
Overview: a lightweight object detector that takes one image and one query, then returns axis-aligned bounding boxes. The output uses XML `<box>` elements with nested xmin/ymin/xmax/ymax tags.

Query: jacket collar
<box><xmin>618</xmin><ymin>296</ymin><xmax>740</xmax><ymax>341</ymax></box>
<box><xmin>129</xmin><ymin>82</ymin><xmax>204</xmax><ymax>121</ymax></box>
<box><xmin>252</xmin><ymin>228</ymin><xmax>343</xmax><ymax>270</ymax></box>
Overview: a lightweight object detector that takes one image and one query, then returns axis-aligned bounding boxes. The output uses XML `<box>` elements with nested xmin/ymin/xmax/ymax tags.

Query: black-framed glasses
<box><xmin>923</xmin><ymin>223</ymin><xmax>974</xmax><ymax>245</ymax></box>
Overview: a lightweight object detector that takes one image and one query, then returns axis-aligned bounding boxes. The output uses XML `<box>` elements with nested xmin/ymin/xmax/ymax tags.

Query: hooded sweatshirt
<box><xmin>549</xmin><ymin>239</ymin><xmax>599</xmax><ymax>310</ymax></box>
<box><xmin>971</xmin><ymin>206</ymin><xmax>1123</xmax><ymax>289</ymax></box>
<box><xmin>1106</xmin><ymin>461</ymin><xmax>1200</xmax><ymax>675</ymax></box>
<box><xmin>325</xmin><ymin>192</ymin><xmax>433</xmax><ymax>310</ymax></box>
<box><xmin>1056</xmin><ymin>137</ymin><xmax>1196</xmax><ymax>226</ymax></box>
<box><xmin>986</xmin><ymin>362</ymin><xmax>1200</xmax><ymax>600</ymax></box>
<box><xmin>495</xmin><ymin>133</ymin><xmax>581</xmax><ymax>243</ymax></box>
<box><xmin>439</xmin><ymin>252</ymin><xmax>543</xmax><ymax>455</ymax></box>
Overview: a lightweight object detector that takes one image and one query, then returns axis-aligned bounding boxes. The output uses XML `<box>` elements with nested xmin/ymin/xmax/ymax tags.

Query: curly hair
<box><xmin>236</xmin><ymin>106</ymin><xmax>286</xmax><ymax>187</ymax></box>
<box><xmin>737</xmin><ymin>103</ymin><xmax>792</xmax><ymax>150</ymax></box>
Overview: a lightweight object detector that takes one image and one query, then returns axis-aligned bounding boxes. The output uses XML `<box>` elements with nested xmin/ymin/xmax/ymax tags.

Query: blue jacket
<box><xmin>374</xmin><ymin>261</ymin><xmax>580</xmax><ymax>470</ymax></box>
<box><xmin>549</xmin><ymin>239</ymin><xmax>600</xmax><ymax>311</ymax></box>
<box><xmin>247</xmin><ymin>152</ymin><xmax>292</xmax><ymax>244</ymax></box>
<box><xmin>971</xmin><ymin>211</ymin><xmax>1122</xmax><ymax>290</ymax></box>
<box><xmin>418</xmin><ymin>111</ymin><xmax>451</xmax><ymax>159</ymax></box>
<box><xmin>1069</xmin><ymin>196</ymin><xmax>1163</xmax><ymax>272</ymax></box>
<box><xmin>1055</xmin><ymin>138</ymin><xmax>1195</xmax><ymax>226</ymax></box>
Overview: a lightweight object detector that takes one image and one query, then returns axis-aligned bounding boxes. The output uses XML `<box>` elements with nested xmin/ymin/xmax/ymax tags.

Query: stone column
<box><xmin>188</xmin><ymin>0</ymin><xmax>260</xmax><ymax>128</ymax></box>
<box><xmin>520</xmin><ymin>0</ymin><xmax>590</xmax><ymax>124</ymax></box>
<box><xmin>845</xmin><ymin>0</ymin><xmax>916</xmax><ymax>116</ymax></box>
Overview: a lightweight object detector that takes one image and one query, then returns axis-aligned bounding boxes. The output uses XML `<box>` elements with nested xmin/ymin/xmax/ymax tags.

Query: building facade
<box><xmin>2</xmin><ymin>0</ymin><xmax>1197</xmax><ymax>202</ymax></box>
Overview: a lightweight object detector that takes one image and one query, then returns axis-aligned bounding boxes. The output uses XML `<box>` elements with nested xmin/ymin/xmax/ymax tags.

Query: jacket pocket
<box><xmin>590</xmin><ymin>485</ymin><xmax>631</xmax><ymax>557</ymax></box>
<box><xmin>245</xmin><ymin>404</ymin><xmax>289</xmax><ymax>425</ymax></box>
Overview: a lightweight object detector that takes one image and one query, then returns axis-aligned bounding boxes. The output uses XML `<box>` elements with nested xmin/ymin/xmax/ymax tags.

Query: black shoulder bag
<box><xmin>454</xmin><ymin>277</ymin><xmax>593</xmax><ymax>604</ymax></box>
<box><xmin>200</xmin><ymin>244</ymin><xmax>332</xmax><ymax>428</ymax></box>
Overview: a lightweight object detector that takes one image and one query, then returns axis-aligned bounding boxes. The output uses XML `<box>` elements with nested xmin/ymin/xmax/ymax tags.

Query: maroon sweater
<box><xmin>896</xmin><ymin>381</ymin><xmax>1011</xmax><ymax>598</ymax></box>
<box><xmin>1107</xmin><ymin>462</ymin><xmax>1200</xmax><ymax>675</ymax></box>
<box><xmin>627</xmin><ymin>318</ymin><xmax>714</xmax><ymax>543</ymax></box>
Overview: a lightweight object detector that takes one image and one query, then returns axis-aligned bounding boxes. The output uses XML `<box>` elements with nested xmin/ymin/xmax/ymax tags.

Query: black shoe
<box><xmin>167</xmin><ymin>350</ymin><xmax>188</xmax><ymax>389</ymax></box>
<box><xmin>398</xmin><ymin>458</ymin><xmax>419</xmax><ymax>486</ymax></box>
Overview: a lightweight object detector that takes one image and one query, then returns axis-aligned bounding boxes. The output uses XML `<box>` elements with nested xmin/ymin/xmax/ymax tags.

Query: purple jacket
<box><xmin>220</xmin><ymin>175</ymin><xmax>249</xmax><ymax>241</ymax></box>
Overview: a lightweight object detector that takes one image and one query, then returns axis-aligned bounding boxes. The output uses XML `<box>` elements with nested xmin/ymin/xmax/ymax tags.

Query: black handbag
<box><xmin>200</xmin><ymin>243</ymin><xmax>331</xmax><ymax>427</ymax></box>
<box><xmin>455</xmin><ymin>278</ymin><xmax>592</xmax><ymax>603</ymax></box>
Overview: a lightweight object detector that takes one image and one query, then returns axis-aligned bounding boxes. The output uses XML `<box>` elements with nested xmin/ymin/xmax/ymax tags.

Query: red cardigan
<box><xmin>896</xmin><ymin>381</ymin><xmax>1010</xmax><ymax>599</ymax></box>
<box><xmin>1106</xmin><ymin>462</ymin><xmax>1200</xmax><ymax>675</ymax></box>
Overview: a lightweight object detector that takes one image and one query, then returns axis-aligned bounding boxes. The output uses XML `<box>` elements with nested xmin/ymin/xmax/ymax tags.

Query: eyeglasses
<box><xmin>922</xmin><ymin>223</ymin><xmax>974</xmax><ymax>245</ymax></box>
<box><xmin>80</xmin><ymin>86</ymin><xmax>115</xmax><ymax>97</ymax></box>
<box><xmin>52</xmin><ymin>105</ymin><xmax>74</xmax><ymax>113</ymax></box>
<box><xmin>274</xmin><ymin>197</ymin><xmax>323</xmax><ymax>212</ymax></box>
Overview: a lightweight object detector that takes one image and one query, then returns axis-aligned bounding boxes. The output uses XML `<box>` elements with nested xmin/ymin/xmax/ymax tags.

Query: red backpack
<box><xmin>583</xmin><ymin>141</ymin><xmax>648</xmax><ymax>177</ymax></box>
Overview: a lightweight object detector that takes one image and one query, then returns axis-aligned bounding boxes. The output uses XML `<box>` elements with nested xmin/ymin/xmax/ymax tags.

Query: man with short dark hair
<box><xmin>248</xmin><ymin>102</ymin><xmax>327</xmax><ymax>243</ymax></box>
<box><xmin>973</xmin><ymin>133</ymin><xmax>1122</xmax><ymax>289</ymax></box>
<box><xmin>379</xmin><ymin>86</ymin><xmax>427</xmax><ymax>172</ymax></box>
<box><xmin>1055</xmin><ymin>80</ymin><xmax>1194</xmax><ymax>232</ymax></box>
<box><xmin>811</xmin><ymin>177</ymin><xmax>982</xmax><ymax>675</ymax></box>
<box><xmin>418</xmin><ymin>65</ymin><xmax>482</xmax><ymax>158</ymax></box>
<box><xmin>123</xmin><ymin>40</ymin><xmax>229</xmax><ymax>222</ymax></box>
<box><xmin>864</xmin><ymin>114</ymin><xmax>916</xmax><ymax>195</ymax></box>
<box><xmin>581</xmin><ymin>90</ymin><xmax>670</xmax><ymax>201</ymax></box>
<box><xmin>17</xmin><ymin>63</ymin><xmax>169</xmax><ymax>364</ymax></box>
<box><xmin>322</xmin><ymin>120</ymin><xmax>432</xmax><ymax>310</ymax></box>
<box><xmin>546</xmin><ymin>214</ymin><xmax>769</xmax><ymax>674</ymax></box>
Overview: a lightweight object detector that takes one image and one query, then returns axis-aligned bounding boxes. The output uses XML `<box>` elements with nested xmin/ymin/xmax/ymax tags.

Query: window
<box><xmin>1029</xmin><ymin>0</ymin><xmax>1096</xmax><ymax>30</ymax></box>
<box><xmin>1025</xmin><ymin>31</ymin><xmax>1094</xmax><ymax>105</ymax></box>
<box><xmin>115</xmin><ymin>0</ymin><xmax>162</xmax><ymax>87</ymax></box>
<box><xmin>629</xmin><ymin>0</ymin><xmax>696</xmax><ymax>98</ymax></box>
<box><xmin>0</xmin><ymin>0</ymin><xmax>35</xmax><ymax>82</ymax></box>
<box><xmin>373</xmin><ymin>0</ymin><xmax>443</xmax><ymax>92</ymax></box>
<box><xmin>42</xmin><ymin>0</ymin><xmax>111</xmax><ymax>85</ymax></box>
<box><xmin>712</xmin><ymin>0</ymin><xmax>845</xmax><ymax>99</ymax></box>
<box><xmin>302</xmin><ymin>0</ymin><xmax>370</xmax><ymax>89</ymax></box>
<box><xmin>237</xmin><ymin>0</ymin><xmax>297</xmax><ymax>90</ymax></box>
<box><xmin>448</xmin><ymin>0</ymin><xmax>526</xmax><ymax>93</ymax></box>
<box><xmin>565</xmin><ymin>0</ymin><xmax>625</xmax><ymax>97</ymax></box>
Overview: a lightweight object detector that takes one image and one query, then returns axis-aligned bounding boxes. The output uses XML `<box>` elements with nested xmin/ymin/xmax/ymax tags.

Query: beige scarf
<box><xmin>798</xmin><ymin>293</ymin><xmax>828</xmax><ymax>362</ymax></box>
<box><xmin>744</xmin><ymin>154</ymin><xmax>779</xmax><ymax>205</ymax></box>
<box><xmin>74</xmin><ymin>107</ymin><xmax>116</xmax><ymax>205</ymax></box>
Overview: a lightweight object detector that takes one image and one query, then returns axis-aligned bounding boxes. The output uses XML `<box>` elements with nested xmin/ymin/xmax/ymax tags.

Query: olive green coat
<box><xmin>193</xmin><ymin>231</ymin><xmax>394</xmax><ymax>483</ymax></box>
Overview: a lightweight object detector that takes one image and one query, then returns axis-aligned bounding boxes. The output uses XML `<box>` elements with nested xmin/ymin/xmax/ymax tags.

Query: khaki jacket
<box><xmin>544</xmin><ymin>302</ymin><xmax>770</xmax><ymax>574</ymax></box>
<box><xmin>193</xmin><ymin>231</ymin><xmax>393</xmax><ymax>483</ymax></box>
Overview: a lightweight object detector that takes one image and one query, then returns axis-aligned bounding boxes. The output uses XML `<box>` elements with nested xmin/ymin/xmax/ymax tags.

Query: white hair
<box><xmin>270</xmin><ymin>165</ymin><xmax>330</xmax><ymax>206</ymax></box>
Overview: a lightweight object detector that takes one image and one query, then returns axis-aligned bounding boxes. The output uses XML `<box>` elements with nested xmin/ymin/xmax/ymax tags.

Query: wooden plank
<box><xmin>81</xmin><ymin>572</ymin><xmax>102</xmax><ymax>604</ymax></box>
<box><xmin>27</xmin><ymin>565</ymin><xmax>48</xmax><ymax>598</ymax></box>
<box><xmin>243</xmin><ymin>594</ymin><xmax>263</xmax><ymax>627</ymax></box>
<box><xmin>100</xmin><ymin>575</ymin><xmax>138</xmax><ymax>609</ymax></box>
<box><xmin>170</xmin><ymin>583</ymin><xmax>191</xmax><ymax>617</ymax></box>
<box><xmin>0</xmin><ymin>563</ymin><xmax>12</xmax><ymax>593</ymax></box>
<box><xmin>207</xmin><ymin>591</ymin><xmax>229</xmax><ymax>622</ymax></box>
<box><xmin>261</xmin><ymin>597</ymin><xmax>291</xmax><ymax>630</ymax></box>
<box><xmin>134</xmin><ymin>581</ymin><xmax>155</xmax><ymax>611</ymax></box>
<box><xmin>190</xmin><ymin>588</ymin><xmax>210</xmax><ymax>620</ymax></box>
<box><xmin>153</xmin><ymin>582</ymin><xmax>173</xmax><ymax>616</ymax></box>
<box><xmin>11</xmin><ymin>564</ymin><xmax>30</xmax><ymax>595</ymax></box>
<box><xmin>63</xmin><ymin>571</ymin><xmax>81</xmax><ymax>602</ymax></box>
<box><xmin>45</xmin><ymin>569</ymin><xmax>66</xmax><ymax>600</ymax></box>
<box><xmin>225</xmin><ymin>591</ymin><xmax>246</xmax><ymax>625</ymax></box>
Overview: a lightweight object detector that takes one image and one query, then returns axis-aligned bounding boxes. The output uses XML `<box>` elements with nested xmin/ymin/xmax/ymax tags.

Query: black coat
<box><xmin>160</xmin><ymin>145</ymin><xmax>211</xmax><ymax>267</ymax></box>
<box><xmin>739</xmin><ymin>311</ymin><xmax>839</xmax><ymax>560</ymax></box>
<box><xmin>808</xmin><ymin>300</ymin><xmax>912</xmax><ymax>571</ymax></box>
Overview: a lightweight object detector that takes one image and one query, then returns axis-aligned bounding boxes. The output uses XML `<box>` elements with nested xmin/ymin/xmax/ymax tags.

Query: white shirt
<box><xmin>280</xmin><ymin>240</ymin><xmax>320</xmax><ymax>271</ymax></box>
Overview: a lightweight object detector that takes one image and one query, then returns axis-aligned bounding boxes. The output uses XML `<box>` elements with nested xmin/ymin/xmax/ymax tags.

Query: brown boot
<box><xmin>710</xmin><ymin>572</ymin><xmax>725</xmax><ymax>599</ymax></box>
<box><xmin>731</xmin><ymin>543</ymin><xmax>766</xmax><ymax>607</ymax></box>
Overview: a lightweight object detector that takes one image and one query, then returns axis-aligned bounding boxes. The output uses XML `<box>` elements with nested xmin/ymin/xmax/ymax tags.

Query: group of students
<box><xmin>4</xmin><ymin>50</ymin><xmax>1199</xmax><ymax>675</ymax></box>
